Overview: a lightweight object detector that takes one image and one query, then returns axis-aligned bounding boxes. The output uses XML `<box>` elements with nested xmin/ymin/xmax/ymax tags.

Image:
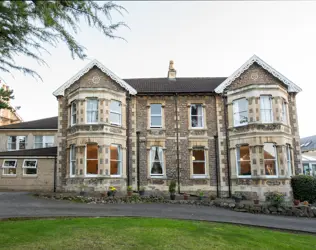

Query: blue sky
<box><xmin>1</xmin><ymin>1</ymin><xmax>316</xmax><ymax>137</ymax></box>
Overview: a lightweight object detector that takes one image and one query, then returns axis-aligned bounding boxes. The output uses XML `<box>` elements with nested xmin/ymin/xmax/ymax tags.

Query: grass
<box><xmin>0</xmin><ymin>217</ymin><xmax>315</xmax><ymax>250</ymax></box>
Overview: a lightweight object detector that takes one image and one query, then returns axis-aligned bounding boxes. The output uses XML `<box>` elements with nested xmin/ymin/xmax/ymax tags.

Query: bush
<box><xmin>291</xmin><ymin>175</ymin><xmax>316</xmax><ymax>203</ymax></box>
<box><xmin>266</xmin><ymin>192</ymin><xmax>285</xmax><ymax>207</ymax></box>
<box><xmin>169</xmin><ymin>180</ymin><xmax>176</xmax><ymax>194</ymax></box>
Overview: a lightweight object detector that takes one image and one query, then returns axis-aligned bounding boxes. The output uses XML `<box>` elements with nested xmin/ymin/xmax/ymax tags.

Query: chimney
<box><xmin>167</xmin><ymin>60</ymin><xmax>176</xmax><ymax>80</ymax></box>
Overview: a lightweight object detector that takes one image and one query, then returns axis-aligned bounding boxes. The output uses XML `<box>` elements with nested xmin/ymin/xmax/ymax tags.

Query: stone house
<box><xmin>51</xmin><ymin>55</ymin><xmax>302</xmax><ymax>200</ymax></box>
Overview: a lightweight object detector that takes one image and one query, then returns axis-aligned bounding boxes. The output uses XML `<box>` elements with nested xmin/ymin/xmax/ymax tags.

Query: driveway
<box><xmin>0</xmin><ymin>192</ymin><xmax>315</xmax><ymax>233</ymax></box>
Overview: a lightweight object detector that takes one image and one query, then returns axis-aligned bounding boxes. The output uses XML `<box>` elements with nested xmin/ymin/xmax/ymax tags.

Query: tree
<box><xmin>0</xmin><ymin>0</ymin><xmax>127</xmax><ymax>80</ymax></box>
<box><xmin>0</xmin><ymin>86</ymin><xmax>14</xmax><ymax>110</ymax></box>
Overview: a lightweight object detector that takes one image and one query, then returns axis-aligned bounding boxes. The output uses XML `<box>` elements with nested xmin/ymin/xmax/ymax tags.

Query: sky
<box><xmin>1</xmin><ymin>1</ymin><xmax>316</xmax><ymax>138</ymax></box>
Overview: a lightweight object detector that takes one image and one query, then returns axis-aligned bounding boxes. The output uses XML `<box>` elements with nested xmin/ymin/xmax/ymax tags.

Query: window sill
<box><xmin>234</xmin><ymin>123</ymin><xmax>248</xmax><ymax>128</ymax></box>
<box><xmin>1</xmin><ymin>175</ymin><xmax>17</xmax><ymax>178</ymax></box>
<box><xmin>22</xmin><ymin>175</ymin><xmax>38</xmax><ymax>178</ymax></box>
<box><xmin>190</xmin><ymin>127</ymin><xmax>206</xmax><ymax>130</ymax></box>
<box><xmin>150</xmin><ymin>175</ymin><xmax>166</xmax><ymax>179</ymax></box>
<box><xmin>237</xmin><ymin>175</ymin><xmax>252</xmax><ymax>178</ymax></box>
<box><xmin>191</xmin><ymin>175</ymin><xmax>209</xmax><ymax>179</ymax></box>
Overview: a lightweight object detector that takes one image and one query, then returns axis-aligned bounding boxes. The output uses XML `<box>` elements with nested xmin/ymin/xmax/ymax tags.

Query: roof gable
<box><xmin>53</xmin><ymin>59</ymin><xmax>137</xmax><ymax>96</ymax></box>
<box><xmin>215</xmin><ymin>55</ymin><xmax>302</xmax><ymax>93</ymax></box>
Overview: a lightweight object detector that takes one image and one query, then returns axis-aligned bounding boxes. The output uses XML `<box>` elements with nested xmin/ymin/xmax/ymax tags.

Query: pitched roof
<box><xmin>300</xmin><ymin>135</ymin><xmax>316</xmax><ymax>152</ymax></box>
<box><xmin>53</xmin><ymin>59</ymin><xmax>137</xmax><ymax>96</ymax></box>
<box><xmin>125</xmin><ymin>77</ymin><xmax>226</xmax><ymax>94</ymax></box>
<box><xmin>215</xmin><ymin>55</ymin><xmax>302</xmax><ymax>93</ymax></box>
<box><xmin>0</xmin><ymin>147</ymin><xmax>57</xmax><ymax>157</ymax></box>
<box><xmin>302</xmin><ymin>154</ymin><xmax>316</xmax><ymax>162</ymax></box>
<box><xmin>0</xmin><ymin>116</ymin><xmax>58</xmax><ymax>130</ymax></box>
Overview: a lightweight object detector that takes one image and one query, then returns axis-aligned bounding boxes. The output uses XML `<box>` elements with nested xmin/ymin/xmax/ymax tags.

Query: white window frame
<box><xmin>263</xmin><ymin>143</ymin><xmax>278</xmax><ymax>178</ymax></box>
<box><xmin>260</xmin><ymin>95</ymin><xmax>273</xmax><ymax>123</ymax></box>
<box><xmin>22</xmin><ymin>159</ymin><xmax>38</xmax><ymax>176</ymax></box>
<box><xmin>281</xmin><ymin>99</ymin><xmax>287</xmax><ymax>124</ymax></box>
<box><xmin>149</xmin><ymin>146</ymin><xmax>164</xmax><ymax>177</ymax></box>
<box><xmin>286</xmin><ymin>145</ymin><xmax>292</xmax><ymax>177</ymax></box>
<box><xmin>235</xmin><ymin>145</ymin><xmax>251</xmax><ymax>178</ymax></box>
<box><xmin>71</xmin><ymin>102</ymin><xmax>77</xmax><ymax>126</ymax></box>
<box><xmin>233</xmin><ymin>98</ymin><xmax>248</xmax><ymax>127</ymax></box>
<box><xmin>110</xmin><ymin>144</ymin><xmax>122</xmax><ymax>177</ymax></box>
<box><xmin>85</xmin><ymin>144</ymin><xmax>98</xmax><ymax>177</ymax></box>
<box><xmin>86</xmin><ymin>99</ymin><xmax>98</xmax><ymax>124</ymax></box>
<box><xmin>2</xmin><ymin>159</ymin><xmax>17</xmax><ymax>176</ymax></box>
<box><xmin>150</xmin><ymin>104</ymin><xmax>162</xmax><ymax>128</ymax></box>
<box><xmin>110</xmin><ymin>100</ymin><xmax>122</xmax><ymax>126</ymax></box>
<box><xmin>70</xmin><ymin>145</ymin><xmax>76</xmax><ymax>177</ymax></box>
<box><xmin>34</xmin><ymin>135</ymin><xmax>54</xmax><ymax>149</ymax></box>
<box><xmin>7</xmin><ymin>136</ymin><xmax>27</xmax><ymax>151</ymax></box>
<box><xmin>192</xmin><ymin>147</ymin><xmax>206</xmax><ymax>177</ymax></box>
<box><xmin>190</xmin><ymin>104</ymin><xmax>204</xmax><ymax>129</ymax></box>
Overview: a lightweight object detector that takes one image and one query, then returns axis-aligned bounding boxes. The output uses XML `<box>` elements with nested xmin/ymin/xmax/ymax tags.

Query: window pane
<box><xmin>35</xmin><ymin>136</ymin><xmax>43</xmax><ymax>143</ymax></box>
<box><xmin>193</xmin><ymin>149</ymin><xmax>205</xmax><ymax>161</ymax></box>
<box><xmin>25</xmin><ymin>168</ymin><xmax>37</xmax><ymax>175</ymax></box>
<box><xmin>151</xmin><ymin>104</ymin><xmax>162</xmax><ymax>115</ymax></box>
<box><xmin>191</xmin><ymin>116</ymin><xmax>203</xmax><ymax>127</ymax></box>
<box><xmin>110</xmin><ymin>100</ymin><xmax>121</xmax><ymax>113</ymax></box>
<box><xmin>87</xmin><ymin>159</ymin><xmax>98</xmax><ymax>174</ymax></box>
<box><xmin>264</xmin><ymin>143</ymin><xmax>276</xmax><ymax>160</ymax></box>
<box><xmin>19</xmin><ymin>136</ymin><xmax>26</xmax><ymax>149</ymax></box>
<box><xmin>110</xmin><ymin>113</ymin><xmax>121</xmax><ymax>124</ymax></box>
<box><xmin>191</xmin><ymin>104</ymin><xmax>202</xmax><ymax>115</ymax></box>
<box><xmin>151</xmin><ymin>116</ymin><xmax>162</xmax><ymax>127</ymax></box>
<box><xmin>303</xmin><ymin>164</ymin><xmax>311</xmax><ymax>175</ymax></box>
<box><xmin>71</xmin><ymin>162</ymin><xmax>76</xmax><ymax>176</ymax></box>
<box><xmin>45</xmin><ymin>136</ymin><xmax>54</xmax><ymax>147</ymax></box>
<box><xmin>240</xmin><ymin>146</ymin><xmax>250</xmax><ymax>160</ymax></box>
<box><xmin>110</xmin><ymin>145</ymin><xmax>118</xmax><ymax>160</ymax></box>
<box><xmin>193</xmin><ymin>162</ymin><xmax>205</xmax><ymax>175</ymax></box>
<box><xmin>70</xmin><ymin>146</ymin><xmax>76</xmax><ymax>161</ymax></box>
<box><xmin>265</xmin><ymin>160</ymin><xmax>277</xmax><ymax>175</ymax></box>
<box><xmin>3</xmin><ymin>160</ymin><xmax>16</xmax><ymax>167</ymax></box>
<box><xmin>151</xmin><ymin>147</ymin><xmax>163</xmax><ymax>175</ymax></box>
<box><xmin>87</xmin><ymin>99</ymin><xmax>98</xmax><ymax>110</ymax></box>
<box><xmin>110</xmin><ymin>160</ymin><xmax>120</xmax><ymax>175</ymax></box>
<box><xmin>239</xmin><ymin>161</ymin><xmax>251</xmax><ymax>175</ymax></box>
<box><xmin>87</xmin><ymin>144</ymin><xmax>98</xmax><ymax>159</ymax></box>
<box><xmin>3</xmin><ymin>168</ymin><xmax>16</xmax><ymax>175</ymax></box>
<box><xmin>24</xmin><ymin>160</ymin><xmax>36</xmax><ymax>167</ymax></box>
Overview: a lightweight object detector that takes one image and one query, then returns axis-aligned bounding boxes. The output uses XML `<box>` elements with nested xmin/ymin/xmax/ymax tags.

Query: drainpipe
<box><xmin>174</xmin><ymin>93</ymin><xmax>181</xmax><ymax>194</ymax></box>
<box><xmin>53</xmin><ymin>155</ymin><xmax>57</xmax><ymax>193</ymax></box>
<box><xmin>136</xmin><ymin>131</ymin><xmax>140</xmax><ymax>192</ymax></box>
<box><xmin>126</xmin><ymin>95</ymin><xmax>130</xmax><ymax>187</ymax></box>
<box><xmin>214</xmin><ymin>135</ymin><xmax>220</xmax><ymax>198</ymax></box>
<box><xmin>223</xmin><ymin>94</ymin><xmax>232</xmax><ymax>197</ymax></box>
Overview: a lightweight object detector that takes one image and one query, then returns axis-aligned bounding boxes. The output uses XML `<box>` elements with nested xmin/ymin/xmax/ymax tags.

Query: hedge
<box><xmin>291</xmin><ymin>175</ymin><xmax>316</xmax><ymax>203</ymax></box>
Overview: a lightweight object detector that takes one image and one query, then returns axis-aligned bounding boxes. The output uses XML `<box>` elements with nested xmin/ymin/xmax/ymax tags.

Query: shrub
<box><xmin>127</xmin><ymin>186</ymin><xmax>132</xmax><ymax>191</ymax></box>
<box><xmin>291</xmin><ymin>175</ymin><xmax>316</xmax><ymax>203</ymax></box>
<box><xmin>266</xmin><ymin>192</ymin><xmax>285</xmax><ymax>207</ymax></box>
<box><xmin>169</xmin><ymin>180</ymin><xmax>176</xmax><ymax>194</ymax></box>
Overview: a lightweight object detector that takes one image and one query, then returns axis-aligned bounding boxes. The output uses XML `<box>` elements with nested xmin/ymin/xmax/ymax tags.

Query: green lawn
<box><xmin>0</xmin><ymin>217</ymin><xmax>315</xmax><ymax>250</ymax></box>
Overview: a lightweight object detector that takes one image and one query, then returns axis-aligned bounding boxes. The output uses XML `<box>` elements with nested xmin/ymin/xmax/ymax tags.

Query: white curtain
<box><xmin>158</xmin><ymin>147</ymin><xmax>163</xmax><ymax>166</ymax></box>
<box><xmin>150</xmin><ymin>147</ymin><xmax>156</xmax><ymax>171</ymax></box>
<box><xmin>233</xmin><ymin>101</ymin><xmax>240</xmax><ymax>125</ymax></box>
<box><xmin>87</xmin><ymin>100</ymin><xmax>98</xmax><ymax>123</ymax></box>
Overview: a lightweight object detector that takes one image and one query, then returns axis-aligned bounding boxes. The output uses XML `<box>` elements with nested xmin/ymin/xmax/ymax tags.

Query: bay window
<box><xmin>71</xmin><ymin>102</ymin><xmax>77</xmax><ymax>126</ymax></box>
<box><xmin>260</xmin><ymin>96</ymin><xmax>273</xmax><ymax>123</ymax></box>
<box><xmin>34</xmin><ymin>136</ymin><xmax>54</xmax><ymax>148</ymax></box>
<box><xmin>70</xmin><ymin>145</ymin><xmax>76</xmax><ymax>177</ymax></box>
<box><xmin>150</xmin><ymin>104</ymin><xmax>162</xmax><ymax>128</ymax></box>
<box><xmin>86</xmin><ymin>144</ymin><xmax>98</xmax><ymax>175</ymax></box>
<box><xmin>264</xmin><ymin>143</ymin><xmax>278</xmax><ymax>176</ymax></box>
<box><xmin>22</xmin><ymin>159</ymin><xmax>37</xmax><ymax>175</ymax></box>
<box><xmin>8</xmin><ymin>136</ymin><xmax>26</xmax><ymax>151</ymax></box>
<box><xmin>2</xmin><ymin>159</ymin><xmax>17</xmax><ymax>175</ymax></box>
<box><xmin>192</xmin><ymin>147</ymin><xmax>206</xmax><ymax>175</ymax></box>
<box><xmin>150</xmin><ymin>146</ymin><xmax>164</xmax><ymax>176</ymax></box>
<box><xmin>110</xmin><ymin>144</ymin><xmax>122</xmax><ymax>176</ymax></box>
<box><xmin>86</xmin><ymin>99</ymin><xmax>98</xmax><ymax>123</ymax></box>
<box><xmin>233</xmin><ymin>98</ymin><xmax>248</xmax><ymax>126</ymax></box>
<box><xmin>110</xmin><ymin>100</ymin><xmax>122</xmax><ymax>126</ymax></box>
<box><xmin>236</xmin><ymin>145</ymin><xmax>251</xmax><ymax>176</ymax></box>
<box><xmin>190</xmin><ymin>104</ymin><xmax>203</xmax><ymax>128</ymax></box>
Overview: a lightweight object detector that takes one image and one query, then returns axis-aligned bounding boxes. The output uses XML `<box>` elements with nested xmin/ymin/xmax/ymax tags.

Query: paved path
<box><xmin>0</xmin><ymin>192</ymin><xmax>315</xmax><ymax>233</ymax></box>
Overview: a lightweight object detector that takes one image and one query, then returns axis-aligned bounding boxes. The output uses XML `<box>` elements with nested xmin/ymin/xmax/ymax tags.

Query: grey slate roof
<box><xmin>0</xmin><ymin>147</ymin><xmax>57</xmax><ymax>157</ymax></box>
<box><xmin>300</xmin><ymin>135</ymin><xmax>316</xmax><ymax>152</ymax></box>
<box><xmin>0</xmin><ymin>116</ymin><xmax>58</xmax><ymax>130</ymax></box>
<box><xmin>124</xmin><ymin>77</ymin><xmax>227</xmax><ymax>94</ymax></box>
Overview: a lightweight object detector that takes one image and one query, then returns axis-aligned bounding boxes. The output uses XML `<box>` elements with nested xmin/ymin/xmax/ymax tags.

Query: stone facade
<box><xmin>52</xmin><ymin>57</ymin><xmax>302</xmax><ymax>201</ymax></box>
